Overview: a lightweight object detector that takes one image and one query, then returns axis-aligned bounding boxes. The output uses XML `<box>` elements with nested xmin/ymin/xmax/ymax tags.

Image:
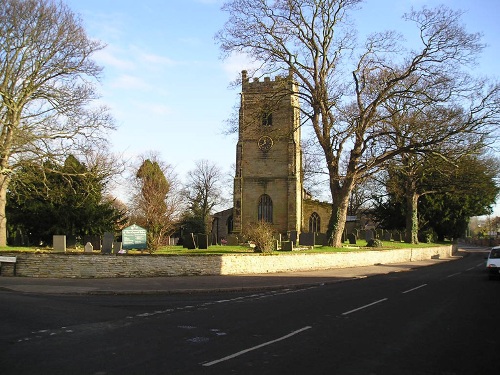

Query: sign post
<box><xmin>122</xmin><ymin>224</ymin><xmax>147</xmax><ymax>250</ymax></box>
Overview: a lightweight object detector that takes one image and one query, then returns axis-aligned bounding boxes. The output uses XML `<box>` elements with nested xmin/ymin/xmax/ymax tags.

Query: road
<box><xmin>0</xmin><ymin>249</ymin><xmax>498</xmax><ymax>374</ymax></box>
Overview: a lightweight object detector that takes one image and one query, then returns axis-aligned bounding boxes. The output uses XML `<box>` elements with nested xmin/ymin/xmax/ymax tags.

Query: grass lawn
<box><xmin>0</xmin><ymin>240</ymin><xmax>448</xmax><ymax>255</ymax></box>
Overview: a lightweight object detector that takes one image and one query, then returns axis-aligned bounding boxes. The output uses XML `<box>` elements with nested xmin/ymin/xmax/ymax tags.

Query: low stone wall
<box><xmin>1</xmin><ymin>245</ymin><xmax>454</xmax><ymax>278</ymax></box>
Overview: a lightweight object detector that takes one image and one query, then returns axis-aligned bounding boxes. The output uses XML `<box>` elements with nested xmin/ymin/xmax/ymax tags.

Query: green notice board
<box><xmin>122</xmin><ymin>224</ymin><xmax>147</xmax><ymax>250</ymax></box>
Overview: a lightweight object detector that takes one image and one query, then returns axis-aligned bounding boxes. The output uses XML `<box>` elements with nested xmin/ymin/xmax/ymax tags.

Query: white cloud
<box><xmin>111</xmin><ymin>74</ymin><xmax>152</xmax><ymax>91</ymax></box>
<box><xmin>135</xmin><ymin>101</ymin><xmax>174</xmax><ymax>116</ymax></box>
<box><xmin>221</xmin><ymin>52</ymin><xmax>262</xmax><ymax>80</ymax></box>
<box><xmin>94</xmin><ymin>47</ymin><xmax>136</xmax><ymax>71</ymax></box>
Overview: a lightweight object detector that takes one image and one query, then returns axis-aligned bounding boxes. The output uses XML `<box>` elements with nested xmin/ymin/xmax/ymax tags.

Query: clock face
<box><xmin>258</xmin><ymin>136</ymin><xmax>273</xmax><ymax>151</ymax></box>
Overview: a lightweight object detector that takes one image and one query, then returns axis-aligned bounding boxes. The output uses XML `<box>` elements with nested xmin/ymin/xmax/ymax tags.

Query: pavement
<box><xmin>0</xmin><ymin>257</ymin><xmax>464</xmax><ymax>295</ymax></box>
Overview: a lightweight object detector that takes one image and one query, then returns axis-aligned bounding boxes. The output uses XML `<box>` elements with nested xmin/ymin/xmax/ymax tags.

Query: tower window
<box><xmin>309</xmin><ymin>212</ymin><xmax>321</xmax><ymax>233</ymax></box>
<box><xmin>262</xmin><ymin>111</ymin><xmax>272</xmax><ymax>126</ymax></box>
<box><xmin>258</xmin><ymin>194</ymin><xmax>273</xmax><ymax>223</ymax></box>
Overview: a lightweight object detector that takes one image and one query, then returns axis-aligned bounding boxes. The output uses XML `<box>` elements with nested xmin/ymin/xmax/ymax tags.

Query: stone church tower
<box><xmin>232</xmin><ymin>70</ymin><xmax>303</xmax><ymax>236</ymax></box>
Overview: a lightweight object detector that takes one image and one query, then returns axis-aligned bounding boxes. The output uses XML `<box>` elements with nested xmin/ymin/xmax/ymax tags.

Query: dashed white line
<box><xmin>202</xmin><ymin>326</ymin><xmax>312</xmax><ymax>367</ymax></box>
<box><xmin>402</xmin><ymin>284</ymin><xmax>428</xmax><ymax>294</ymax></box>
<box><xmin>341</xmin><ymin>298</ymin><xmax>388</xmax><ymax>316</ymax></box>
<box><xmin>446</xmin><ymin>272</ymin><xmax>461</xmax><ymax>278</ymax></box>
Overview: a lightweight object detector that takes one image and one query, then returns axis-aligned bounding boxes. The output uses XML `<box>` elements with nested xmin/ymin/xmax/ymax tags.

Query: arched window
<box><xmin>258</xmin><ymin>194</ymin><xmax>273</xmax><ymax>223</ymax></box>
<box><xmin>227</xmin><ymin>215</ymin><xmax>233</xmax><ymax>234</ymax></box>
<box><xmin>309</xmin><ymin>212</ymin><xmax>321</xmax><ymax>233</ymax></box>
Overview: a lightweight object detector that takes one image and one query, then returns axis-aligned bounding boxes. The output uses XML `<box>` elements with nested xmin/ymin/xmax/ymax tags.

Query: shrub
<box><xmin>366</xmin><ymin>238</ymin><xmax>384</xmax><ymax>248</ymax></box>
<box><xmin>243</xmin><ymin>221</ymin><xmax>276</xmax><ymax>253</ymax></box>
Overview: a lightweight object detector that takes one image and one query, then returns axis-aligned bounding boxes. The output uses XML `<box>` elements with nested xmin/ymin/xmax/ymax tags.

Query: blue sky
<box><xmin>64</xmin><ymin>0</ymin><xmax>500</xmax><ymax>211</ymax></box>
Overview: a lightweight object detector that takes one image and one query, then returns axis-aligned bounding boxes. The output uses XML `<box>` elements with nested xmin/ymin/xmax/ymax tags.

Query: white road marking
<box><xmin>341</xmin><ymin>298</ymin><xmax>388</xmax><ymax>316</ymax></box>
<box><xmin>446</xmin><ymin>272</ymin><xmax>461</xmax><ymax>278</ymax></box>
<box><xmin>402</xmin><ymin>284</ymin><xmax>428</xmax><ymax>294</ymax></box>
<box><xmin>202</xmin><ymin>326</ymin><xmax>312</xmax><ymax>367</ymax></box>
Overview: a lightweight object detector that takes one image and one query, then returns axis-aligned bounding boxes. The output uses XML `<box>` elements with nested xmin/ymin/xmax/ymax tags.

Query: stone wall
<box><xmin>1</xmin><ymin>245</ymin><xmax>454</xmax><ymax>278</ymax></box>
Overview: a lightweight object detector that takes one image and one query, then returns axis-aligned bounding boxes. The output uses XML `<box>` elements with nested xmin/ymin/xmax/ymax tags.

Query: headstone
<box><xmin>53</xmin><ymin>235</ymin><xmax>66</xmax><ymax>253</ymax></box>
<box><xmin>393</xmin><ymin>231</ymin><xmax>402</xmax><ymax>242</ymax></box>
<box><xmin>383</xmin><ymin>231</ymin><xmax>392</xmax><ymax>241</ymax></box>
<box><xmin>315</xmin><ymin>233</ymin><xmax>328</xmax><ymax>246</ymax></box>
<box><xmin>376</xmin><ymin>229</ymin><xmax>383</xmax><ymax>239</ymax></box>
<box><xmin>299</xmin><ymin>232</ymin><xmax>315</xmax><ymax>246</ymax></box>
<box><xmin>102</xmin><ymin>232</ymin><xmax>114</xmax><ymax>254</ymax></box>
<box><xmin>84</xmin><ymin>242</ymin><xmax>93</xmax><ymax>253</ymax></box>
<box><xmin>274</xmin><ymin>240</ymin><xmax>280</xmax><ymax>251</ymax></box>
<box><xmin>197</xmin><ymin>234</ymin><xmax>209</xmax><ymax>249</ymax></box>
<box><xmin>113</xmin><ymin>241</ymin><xmax>122</xmax><ymax>254</ymax></box>
<box><xmin>348</xmin><ymin>233</ymin><xmax>357</xmax><ymax>245</ymax></box>
<box><xmin>184</xmin><ymin>233</ymin><xmax>197</xmax><ymax>250</ymax></box>
<box><xmin>289</xmin><ymin>230</ymin><xmax>298</xmax><ymax>246</ymax></box>
<box><xmin>122</xmin><ymin>224</ymin><xmax>147</xmax><ymax>250</ymax></box>
<box><xmin>83</xmin><ymin>235</ymin><xmax>101</xmax><ymax>250</ymax></box>
<box><xmin>281</xmin><ymin>241</ymin><xmax>293</xmax><ymax>251</ymax></box>
<box><xmin>365</xmin><ymin>230</ymin><xmax>374</xmax><ymax>242</ymax></box>
<box><xmin>66</xmin><ymin>235</ymin><xmax>77</xmax><ymax>249</ymax></box>
<box><xmin>227</xmin><ymin>234</ymin><xmax>239</xmax><ymax>246</ymax></box>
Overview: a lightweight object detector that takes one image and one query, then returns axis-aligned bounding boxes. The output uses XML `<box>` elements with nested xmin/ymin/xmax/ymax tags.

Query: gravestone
<box><xmin>393</xmin><ymin>231</ymin><xmax>402</xmax><ymax>242</ymax></box>
<box><xmin>102</xmin><ymin>232</ymin><xmax>114</xmax><ymax>254</ymax></box>
<box><xmin>376</xmin><ymin>229</ymin><xmax>383</xmax><ymax>239</ymax></box>
<box><xmin>383</xmin><ymin>231</ymin><xmax>392</xmax><ymax>241</ymax></box>
<box><xmin>281</xmin><ymin>241</ymin><xmax>293</xmax><ymax>251</ymax></box>
<box><xmin>197</xmin><ymin>234</ymin><xmax>209</xmax><ymax>249</ymax></box>
<box><xmin>227</xmin><ymin>234</ymin><xmax>239</xmax><ymax>246</ymax></box>
<box><xmin>83</xmin><ymin>235</ymin><xmax>101</xmax><ymax>251</ymax></box>
<box><xmin>113</xmin><ymin>241</ymin><xmax>122</xmax><ymax>254</ymax></box>
<box><xmin>53</xmin><ymin>235</ymin><xmax>66</xmax><ymax>253</ymax></box>
<box><xmin>184</xmin><ymin>233</ymin><xmax>197</xmax><ymax>250</ymax></box>
<box><xmin>348</xmin><ymin>233</ymin><xmax>357</xmax><ymax>245</ymax></box>
<box><xmin>289</xmin><ymin>230</ymin><xmax>298</xmax><ymax>246</ymax></box>
<box><xmin>84</xmin><ymin>242</ymin><xmax>93</xmax><ymax>253</ymax></box>
<box><xmin>299</xmin><ymin>232</ymin><xmax>315</xmax><ymax>246</ymax></box>
<box><xmin>365</xmin><ymin>230</ymin><xmax>374</xmax><ymax>242</ymax></box>
<box><xmin>66</xmin><ymin>235</ymin><xmax>77</xmax><ymax>249</ymax></box>
<box><xmin>274</xmin><ymin>240</ymin><xmax>280</xmax><ymax>251</ymax></box>
<box><xmin>122</xmin><ymin>224</ymin><xmax>147</xmax><ymax>250</ymax></box>
<box><xmin>315</xmin><ymin>233</ymin><xmax>328</xmax><ymax>246</ymax></box>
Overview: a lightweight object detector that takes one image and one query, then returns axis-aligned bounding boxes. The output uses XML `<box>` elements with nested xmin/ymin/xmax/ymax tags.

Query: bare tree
<box><xmin>217</xmin><ymin>0</ymin><xmax>500</xmax><ymax>246</ymax></box>
<box><xmin>130</xmin><ymin>152</ymin><xmax>181</xmax><ymax>251</ymax></box>
<box><xmin>183</xmin><ymin>160</ymin><xmax>226</xmax><ymax>234</ymax></box>
<box><xmin>0</xmin><ymin>0</ymin><xmax>114</xmax><ymax>245</ymax></box>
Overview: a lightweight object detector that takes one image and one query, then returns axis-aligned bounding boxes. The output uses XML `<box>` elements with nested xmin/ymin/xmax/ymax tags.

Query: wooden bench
<box><xmin>0</xmin><ymin>255</ymin><xmax>17</xmax><ymax>276</ymax></box>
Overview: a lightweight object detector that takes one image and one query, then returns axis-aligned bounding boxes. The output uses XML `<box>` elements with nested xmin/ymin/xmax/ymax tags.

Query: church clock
<box><xmin>257</xmin><ymin>136</ymin><xmax>273</xmax><ymax>152</ymax></box>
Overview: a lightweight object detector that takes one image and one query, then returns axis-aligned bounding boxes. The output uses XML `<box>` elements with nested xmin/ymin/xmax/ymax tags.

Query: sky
<box><xmin>63</xmin><ymin>0</ymin><xmax>500</xmax><ymax>211</ymax></box>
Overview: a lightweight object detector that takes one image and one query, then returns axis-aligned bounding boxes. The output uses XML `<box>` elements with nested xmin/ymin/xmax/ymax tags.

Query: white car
<box><xmin>486</xmin><ymin>246</ymin><xmax>500</xmax><ymax>280</ymax></box>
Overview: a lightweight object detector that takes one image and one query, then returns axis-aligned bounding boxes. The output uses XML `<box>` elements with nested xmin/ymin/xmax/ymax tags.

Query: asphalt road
<box><xmin>0</xmin><ymin>249</ymin><xmax>498</xmax><ymax>374</ymax></box>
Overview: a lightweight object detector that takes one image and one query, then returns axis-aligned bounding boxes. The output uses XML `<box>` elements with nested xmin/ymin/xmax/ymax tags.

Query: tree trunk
<box><xmin>405</xmin><ymin>191</ymin><xmax>419</xmax><ymax>244</ymax></box>
<box><xmin>326</xmin><ymin>180</ymin><xmax>354</xmax><ymax>248</ymax></box>
<box><xmin>0</xmin><ymin>174</ymin><xmax>10</xmax><ymax>246</ymax></box>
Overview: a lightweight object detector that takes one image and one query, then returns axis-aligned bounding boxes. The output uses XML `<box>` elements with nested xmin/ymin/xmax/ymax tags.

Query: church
<box><xmin>211</xmin><ymin>70</ymin><xmax>333</xmax><ymax>244</ymax></box>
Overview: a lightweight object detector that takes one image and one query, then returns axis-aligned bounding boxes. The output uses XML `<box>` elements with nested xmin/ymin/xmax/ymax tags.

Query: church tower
<box><xmin>232</xmin><ymin>70</ymin><xmax>303</xmax><ymax>236</ymax></box>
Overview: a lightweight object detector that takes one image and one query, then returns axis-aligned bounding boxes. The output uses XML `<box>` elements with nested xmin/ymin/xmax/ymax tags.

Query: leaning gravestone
<box><xmin>53</xmin><ymin>235</ymin><xmax>66</xmax><ymax>253</ymax></box>
<box><xmin>122</xmin><ymin>224</ymin><xmax>147</xmax><ymax>250</ymax></box>
<box><xmin>102</xmin><ymin>232</ymin><xmax>114</xmax><ymax>254</ymax></box>
<box><xmin>184</xmin><ymin>233</ymin><xmax>197</xmax><ymax>250</ymax></box>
